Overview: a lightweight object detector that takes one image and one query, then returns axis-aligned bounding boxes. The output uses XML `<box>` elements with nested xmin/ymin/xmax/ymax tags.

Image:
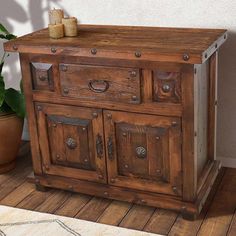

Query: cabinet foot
<box><xmin>35</xmin><ymin>184</ymin><xmax>49</xmax><ymax>192</ymax></box>
<box><xmin>182</xmin><ymin>211</ymin><xmax>198</xmax><ymax>221</ymax></box>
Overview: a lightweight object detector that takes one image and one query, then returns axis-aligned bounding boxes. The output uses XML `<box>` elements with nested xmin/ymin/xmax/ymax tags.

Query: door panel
<box><xmin>104</xmin><ymin>110</ymin><xmax>182</xmax><ymax>196</ymax></box>
<box><xmin>36</xmin><ymin>103</ymin><xmax>106</xmax><ymax>183</ymax></box>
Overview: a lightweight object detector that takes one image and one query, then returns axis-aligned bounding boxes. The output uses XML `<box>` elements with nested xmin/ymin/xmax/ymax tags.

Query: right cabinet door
<box><xmin>104</xmin><ymin>110</ymin><xmax>182</xmax><ymax>196</ymax></box>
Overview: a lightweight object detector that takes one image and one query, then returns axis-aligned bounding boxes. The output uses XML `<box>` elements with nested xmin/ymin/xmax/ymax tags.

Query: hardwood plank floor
<box><xmin>0</xmin><ymin>142</ymin><xmax>235</xmax><ymax>236</ymax></box>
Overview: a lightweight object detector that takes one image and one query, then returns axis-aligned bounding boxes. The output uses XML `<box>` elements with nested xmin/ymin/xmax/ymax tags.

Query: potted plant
<box><xmin>0</xmin><ymin>23</ymin><xmax>25</xmax><ymax>173</ymax></box>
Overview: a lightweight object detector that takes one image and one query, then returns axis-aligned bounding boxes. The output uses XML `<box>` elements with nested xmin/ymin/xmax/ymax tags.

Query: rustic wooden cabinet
<box><xmin>4</xmin><ymin>25</ymin><xmax>227</xmax><ymax>220</ymax></box>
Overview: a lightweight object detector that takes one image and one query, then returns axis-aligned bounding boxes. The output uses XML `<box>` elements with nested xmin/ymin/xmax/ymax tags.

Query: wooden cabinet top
<box><xmin>4</xmin><ymin>24</ymin><xmax>227</xmax><ymax>64</ymax></box>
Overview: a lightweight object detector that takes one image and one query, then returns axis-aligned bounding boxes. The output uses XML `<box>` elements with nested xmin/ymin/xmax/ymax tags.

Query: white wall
<box><xmin>1</xmin><ymin>0</ymin><xmax>236</xmax><ymax>167</ymax></box>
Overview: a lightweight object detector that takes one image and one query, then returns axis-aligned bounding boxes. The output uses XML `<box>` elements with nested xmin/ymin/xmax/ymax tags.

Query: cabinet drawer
<box><xmin>59</xmin><ymin>64</ymin><xmax>141</xmax><ymax>104</ymax></box>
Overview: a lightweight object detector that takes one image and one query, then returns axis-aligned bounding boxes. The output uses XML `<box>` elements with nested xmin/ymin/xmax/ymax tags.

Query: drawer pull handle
<box><xmin>88</xmin><ymin>80</ymin><xmax>109</xmax><ymax>93</ymax></box>
<box><xmin>107</xmin><ymin>137</ymin><xmax>114</xmax><ymax>161</ymax></box>
<box><xmin>66</xmin><ymin>137</ymin><xmax>77</xmax><ymax>149</ymax></box>
<box><xmin>96</xmin><ymin>134</ymin><xmax>103</xmax><ymax>158</ymax></box>
<box><xmin>136</xmin><ymin>146</ymin><xmax>147</xmax><ymax>159</ymax></box>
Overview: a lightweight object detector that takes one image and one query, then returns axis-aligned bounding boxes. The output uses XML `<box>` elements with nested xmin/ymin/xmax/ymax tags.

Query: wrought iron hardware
<box><xmin>183</xmin><ymin>53</ymin><xmax>190</xmax><ymax>61</ymax></box>
<box><xmin>91</xmin><ymin>48</ymin><xmax>97</xmax><ymax>55</ymax></box>
<box><xmin>63</xmin><ymin>87</ymin><xmax>69</xmax><ymax>94</ymax></box>
<box><xmin>66</xmin><ymin>137</ymin><xmax>77</xmax><ymax>149</ymax></box>
<box><xmin>96</xmin><ymin>134</ymin><xmax>103</xmax><ymax>158</ymax></box>
<box><xmin>131</xmin><ymin>95</ymin><xmax>138</xmax><ymax>101</ymax></box>
<box><xmin>135</xmin><ymin>51</ymin><xmax>142</xmax><ymax>58</ymax></box>
<box><xmin>162</xmin><ymin>84</ymin><xmax>171</xmax><ymax>93</ymax></box>
<box><xmin>130</xmin><ymin>71</ymin><xmax>137</xmax><ymax>77</ymax></box>
<box><xmin>88</xmin><ymin>80</ymin><xmax>109</xmax><ymax>93</ymax></box>
<box><xmin>107</xmin><ymin>136</ymin><xmax>114</xmax><ymax>161</ymax></box>
<box><xmin>12</xmin><ymin>45</ymin><xmax>18</xmax><ymax>51</ymax></box>
<box><xmin>51</xmin><ymin>47</ymin><xmax>57</xmax><ymax>53</ymax></box>
<box><xmin>136</xmin><ymin>146</ymin><xmax>147</xmax><ymax>159</ymax></box>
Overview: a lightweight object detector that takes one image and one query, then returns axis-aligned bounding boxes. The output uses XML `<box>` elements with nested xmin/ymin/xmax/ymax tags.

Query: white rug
<box><xmin>0</xmin><ymin>205</ymin><xmax>162</xmax><ymax>236</ymax></box>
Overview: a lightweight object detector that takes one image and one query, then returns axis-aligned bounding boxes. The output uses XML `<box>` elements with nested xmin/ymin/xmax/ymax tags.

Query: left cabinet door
<box><xmin>35</xmin><ymin>103</ymin><xmax>107</xmax><ymax>183</ymax></box>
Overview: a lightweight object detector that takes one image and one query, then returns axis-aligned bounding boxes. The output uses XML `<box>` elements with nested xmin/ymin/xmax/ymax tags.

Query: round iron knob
<box><xmin>106</xmin><ymin>113</ymin><xmax>112</xmax><ymax>119</ymax></box>
<box><xmin>183</xmin><ymin>53</ymin><xmax>190</xmax><ymax>61</ymax></box>
<box><xmin>63</xmin><ymin>88</ymin><xmax>69</xmax><ymax>94</ymax></box>
<box><xmin>92</xmin><ymin>112</ymin><xmax>98</xmax><ymax>118</ymax></box>
<box><xmin>12</xmin><ymin>45</ymin><xmax>18</xmax><ymax>51</ymax></box>
<box><xmin>98</xmin><ymin>175</ymin><xmax>104</xmax><ymax>179</ymax></box>
<box><xmin>136</xmin><ymin>146</ymin><xmax>147</xmax><ymax>159</ymax></box>
<box><xmin>135</xmin><ymin>51</ymin><xmax>142</xmax><ymax>58</ymax></box>
<box><xmin>37</xmin><ymin>105</ymin><xmax>42</xmax><ymax>111</ymax></box>
<box><xmin>66</xmin><ymin>137</ymin><xmax>77</xmax><ymax>149</ymax></box>
<box><xmin>130</xmin><ymin>71</ymin><xmax>137</xmax><ymax>77</ymax></box>
<box><xmin>91</xmin><ymin>48</ymin><xmax>97</xmax><ymax>55</ymax></box>
<box><xmin>51</xmin><ymin>47</ymin><xmax>57</xmax><ymax>53</ymax></box>
<box><xmin>162</xmin><ymin>84</ymin><xmax>171</xmax><ymax>93</ymax></box>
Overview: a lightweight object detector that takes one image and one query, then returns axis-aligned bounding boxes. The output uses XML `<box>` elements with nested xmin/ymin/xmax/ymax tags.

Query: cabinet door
<box><xmin>104</xmin><ymin>110</ymin><xmax>182</xmax><ymax>196</ymax></box>
<box><xmin>36</xmin><ymin>103</ymin><xmax>106</xmax><ymax>183</ymax></box>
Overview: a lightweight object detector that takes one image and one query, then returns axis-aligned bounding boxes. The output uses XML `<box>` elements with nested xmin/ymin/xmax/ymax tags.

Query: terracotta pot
<box><xmin>0</xmin><ymin>113</ymin><xmax>23</xmax><ymax>173</ymax></box>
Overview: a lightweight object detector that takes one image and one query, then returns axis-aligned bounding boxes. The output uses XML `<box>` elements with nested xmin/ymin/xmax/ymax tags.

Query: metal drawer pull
<box><xmin>88</xmin><ymin>80</ymin><xmax>109</xmax><ymax>93</ymax></box>
<box><xmin>107</xmin><ymin>137</ymin><xmax>114</xmax><ymax>161</ymax></box>
<box><xmin>96</xmin><ymin>134</ymin><xmax>103</xmax><ymax>158</ymax></box>
<box><xmin>136</xmin><ymin>146</ymin><xmax>147</xmax><ymax>159</ymax></box>
<box><xmin>66</xmin><ymin>137</ymin><xmax>77</xmax><ymax>149</ymax></box>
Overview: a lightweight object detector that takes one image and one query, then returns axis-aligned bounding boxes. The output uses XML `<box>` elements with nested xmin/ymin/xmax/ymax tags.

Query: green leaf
<box><xmin>0</xmin><ymin>34</ymin><xmax>7</xmax><ymax>39</ymax></box>
<box><xmin>20</xmin><ymin>79</ymin><xmax>24</xmax><ymax>93</ymax></box>
<box><xmin>5</xmin><ymin>88</ymin><xmax>25</xmax><ymax>118</ymax></box>
<box><xmin>0</xmin><ymin>23</ymin><xmax>9</xmax><ymax>34</ymax></box>
<box><xmin>0</xmin><ymin>62</ymin><xmax>4</xmax><ymax>74</ymax></box>
<box><xmin>5</xmin><ymin>34</ymin><xmax>17</xmax><ymax>40</ymax></box>
<box><xmin>0</xmin><ymin>75</ymin><xmax>5</xmax><ymax>107</ymax></box>
<box><xmin>0</xmin><ymin>101</ymin><xmax>12</xmax><ymax>114</ymax></box>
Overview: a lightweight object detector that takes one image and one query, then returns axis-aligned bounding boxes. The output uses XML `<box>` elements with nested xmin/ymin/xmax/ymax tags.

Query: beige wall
<box><xmin>0</xmin><ymin>0</ymin><xmax>235</xmax><ymax>167</ymax></box>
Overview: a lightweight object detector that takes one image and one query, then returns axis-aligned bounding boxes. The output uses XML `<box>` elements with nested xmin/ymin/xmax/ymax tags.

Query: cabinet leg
<box><xmin>35</xmin><ymin>184</ymin><xmax>49</xmax><ymax>192</ymax></box>
<box><xmin>182</xmin><ymin>211</ymin><xmax>198</xmax><ymax>221</ymax></box>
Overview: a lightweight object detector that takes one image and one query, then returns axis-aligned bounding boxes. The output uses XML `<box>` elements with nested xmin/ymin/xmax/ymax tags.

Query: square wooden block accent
<box><xmin>30</xmin><ymin>62</ymin><xmax>54</xmax><ymax>91</ymax></box>
<box><xmin>153</xmin><ymin>71</ymin><xmax>181</xmax><ymax>103</ymax></box>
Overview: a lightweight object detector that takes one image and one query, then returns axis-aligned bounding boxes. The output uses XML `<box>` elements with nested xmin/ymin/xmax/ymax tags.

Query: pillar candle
<box><xmin>49</xmin><ymin>9</ymin><xmax>64</xmax><ymax>24</ymax></box>
<box><xmin>62</xmin><ymin>17</ymin><xmax>78</xmax><ymax>37</ymax></box>
<box><xmin>48</xmin><ymin>24</ymin><xmax>64</xmax><ymax>39</ymax></box>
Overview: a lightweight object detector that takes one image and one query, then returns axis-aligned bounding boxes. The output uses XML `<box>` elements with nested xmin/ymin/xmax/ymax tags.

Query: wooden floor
<box><xmin>0</xmin><ymin>142</ymin><xmax>235</xmax><ymax>236</ymax></box>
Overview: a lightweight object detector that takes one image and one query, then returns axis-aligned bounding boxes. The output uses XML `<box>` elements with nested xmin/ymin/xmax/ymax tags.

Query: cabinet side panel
<box><xmin>19</xmin><ymin>53</ymin><xmax>42</xmax><ymax>174</ymax></box>
<box><xmin>208</xmin><ymin>52</ymin><xmax>218</xmax><ymax>161</ymax></box>
<box><xmin>181</xmin><ymin>64</ymin><xmax>197</xmax><ymax>201</ymax></box>
<box><xmin>194</xmin><ymin>62</ymin><xmax>210</xmax><ymax>179</ymax></box>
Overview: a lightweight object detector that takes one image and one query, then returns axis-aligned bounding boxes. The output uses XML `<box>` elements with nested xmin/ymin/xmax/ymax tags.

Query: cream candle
<box><xmin>49</xmin><ymin>9</ymin><xmax>64</xmax><ymax>24</ymax></box>
<box><xmin>62</xmin><ymin>17</ymin><xmax>78</xmax><ymax>37</ymax></box>
<box><xmin>48</xmin><ymin>24</ymin><xmax>64</xmax><ymax>39</ymax></box>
